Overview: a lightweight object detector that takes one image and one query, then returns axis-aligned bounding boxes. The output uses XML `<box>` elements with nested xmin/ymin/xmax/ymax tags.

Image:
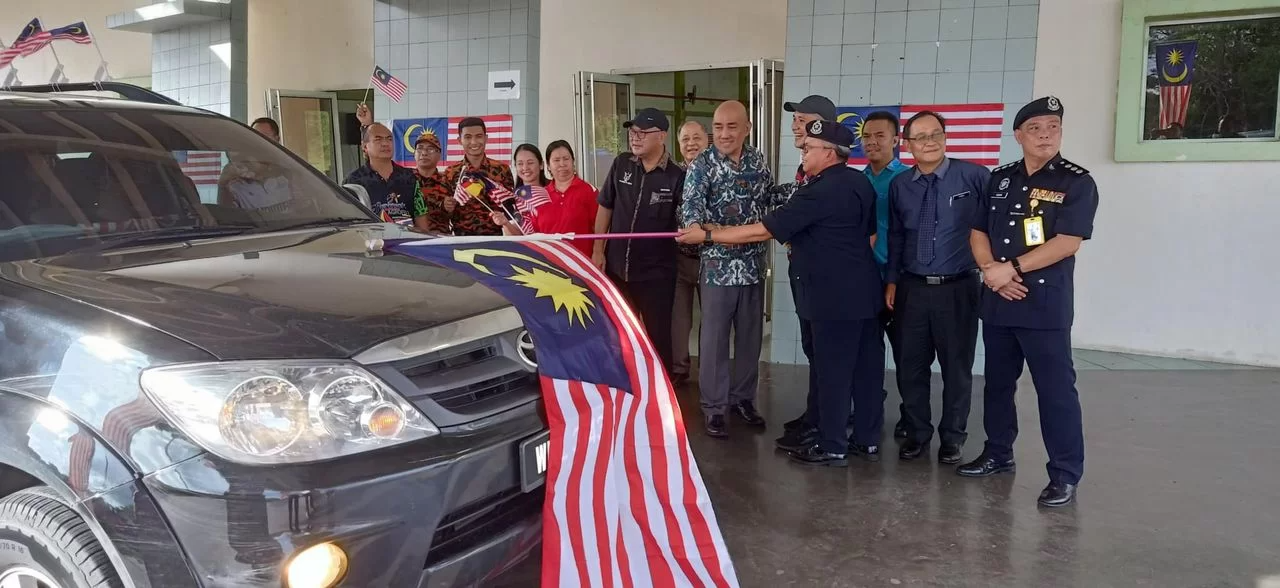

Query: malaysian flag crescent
<box><xmin>385</xmin><ymin>238</ymin><xmax>739</xmax><ymax>587</ymax></box>
<box><xmin>839</xmin><ymin>102</ymin><xmax>1006</xmax><ymax>168</ymax></box>
<box><xmin>371</xmin><ymin>65</ymin><xmax>407</xmax><ymax>102</ymax></box>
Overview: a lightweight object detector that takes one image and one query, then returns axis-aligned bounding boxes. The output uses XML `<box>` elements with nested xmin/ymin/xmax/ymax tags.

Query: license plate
<box><xmin>518</xmin><ymin>430</ymin><xmax>551</xmax><ymax>493</ymax></box>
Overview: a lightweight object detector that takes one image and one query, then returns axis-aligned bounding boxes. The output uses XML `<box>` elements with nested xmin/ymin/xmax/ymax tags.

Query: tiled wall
<box><xmin>148</xmin><ymin>2</ymin><xmax>248</xmax><ymax>119</ymax></box>
<box><xmin>770</xmin><ymin>0</ymin><xmax>1039</xmax><ymax>366</ymax></box>
<box><xmin>373</xmin><ymin>0</ymin><xmax>540</xmax><ymax>147</ymax></box>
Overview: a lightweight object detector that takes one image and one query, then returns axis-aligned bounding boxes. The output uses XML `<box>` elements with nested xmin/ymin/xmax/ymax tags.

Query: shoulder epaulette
<box><xmin>993</xmin><ymin>160</ymin><xmax>1021</xmax><ymax>174</ymax></box>
<box><xmin>1058</xmin><ymin>158</ymin><xmax>1090</xmax><ymax>176</ymax></box>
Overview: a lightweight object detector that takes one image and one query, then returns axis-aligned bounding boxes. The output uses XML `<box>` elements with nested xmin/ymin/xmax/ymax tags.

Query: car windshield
<box><xmin>0</xmin><ymin>102</ymin><xmax>374</xmax><ymax>262</ymax></box>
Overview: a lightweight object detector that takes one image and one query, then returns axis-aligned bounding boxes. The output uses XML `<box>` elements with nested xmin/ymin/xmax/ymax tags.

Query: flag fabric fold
<box><xmin>384</xmin><ymin>237</ymin><xmax>739</xmax><ymax>588</ymax></box>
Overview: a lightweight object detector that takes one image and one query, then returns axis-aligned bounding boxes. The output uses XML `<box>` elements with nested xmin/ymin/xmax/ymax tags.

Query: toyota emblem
<box><xmin>516</xmin><ymin>329</ymin><xmax>537</xmax><ymax>367</ymax></box>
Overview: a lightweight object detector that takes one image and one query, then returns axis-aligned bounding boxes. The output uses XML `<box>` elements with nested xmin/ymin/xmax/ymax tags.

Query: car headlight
<box><xmin>139</xmin><ymin>361</ymin><xmax>438</xmax><ymax>465</ymax></box>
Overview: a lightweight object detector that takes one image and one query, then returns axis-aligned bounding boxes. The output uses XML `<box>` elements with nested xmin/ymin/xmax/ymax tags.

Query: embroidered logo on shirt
<box><xmin>620</xmin><ymin>172</ymin><xmax>633</xmax><ymax>185</ymax></box>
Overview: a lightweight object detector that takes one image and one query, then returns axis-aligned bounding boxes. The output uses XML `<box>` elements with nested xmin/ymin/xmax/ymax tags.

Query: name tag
<box><xmin>1024</xmin><ymin>217</ymin><xmax>1046</xmax><ymax>245</ymax></box>
<box><xmin>650</xmin><ymin>189</ymin><xmax>673</xmax><ymax>205</ymax></box>
<box><xmin>949</xmin><ymin>191</ymin><xmax>970</xmax><ymax>205</ymax></box>
<box><xmin>1030</xmin><ymin>188</ymin><xmax>1065</xmax><ymax>204</ymax></box>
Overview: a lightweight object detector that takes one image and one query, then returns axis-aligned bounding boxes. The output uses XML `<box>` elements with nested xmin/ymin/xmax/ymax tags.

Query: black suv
<box><xmin>0</xmin><ymin>83</ymin><xmax>547</xmax><ymax>588</ymax></box>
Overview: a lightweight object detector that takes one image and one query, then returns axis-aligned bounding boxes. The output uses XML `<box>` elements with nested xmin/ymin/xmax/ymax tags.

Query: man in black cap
<box><xmin>594</xmin><ymin>107</ymin><xmax>686</xmax><ymax>370</ymax></box>
<box><xmin>678</xmin><ymin>119</ymin><xmax>884</xmax><ymax>466</ymax></box>
<box><xmin>957</xmin><ymin>96</ymin><xmax>1100</xmax><ymax>507</ymax></box>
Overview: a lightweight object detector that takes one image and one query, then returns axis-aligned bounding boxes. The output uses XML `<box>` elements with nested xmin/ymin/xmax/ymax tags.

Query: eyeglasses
<box><xmin>800</xmin><ymin>144</ymin><xmax>835</xmax><ymax>154</ymax></box>
<box><xmin>415</xmin><ymin>146</ymin><xmax>440</xmax><ymax>154</ymax></box>
<box><xmin>906</xmin><ymin>131</ymin><xmax>946</xmax><ymax>144</ymax></box>
<box><xmin>628</xmin><ymin>128</ymin><xmax>662</xmax><ymax>138</ymax></box>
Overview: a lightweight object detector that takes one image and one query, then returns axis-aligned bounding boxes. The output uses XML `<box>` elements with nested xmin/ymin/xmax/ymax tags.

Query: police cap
<box><xmin>805</xmin><ymin>119</ymin><xmax>854</xmax><ymax>148</ymax></box>
<box><xmin>1014</xmin><ymin>96</ymin><xmax>1064</xmax><ymax>130</ymax></box>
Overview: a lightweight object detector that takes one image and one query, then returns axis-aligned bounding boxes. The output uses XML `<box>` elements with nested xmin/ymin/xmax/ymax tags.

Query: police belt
<box><xmin>903</xmin><ymin>269</ymin><xmax>980</xmax><ymax>285</ymax></box>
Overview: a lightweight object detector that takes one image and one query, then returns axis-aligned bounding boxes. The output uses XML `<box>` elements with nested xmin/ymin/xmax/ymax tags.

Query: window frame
<box><xmin>1116</xmin><ymin>0</ymin><xmax>1280</xmax><ymax>161</ymax></box>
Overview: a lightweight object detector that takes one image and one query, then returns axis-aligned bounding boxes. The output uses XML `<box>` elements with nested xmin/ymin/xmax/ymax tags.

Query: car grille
<box><xmin>425</xmin><ymin>486</ymin><xmax>545</xmax><ymax>568</ymax></box>
<box><xmin>389</xmin><ymin>329</ymin><xmax>540</xmax><ymax>418</ymax></box>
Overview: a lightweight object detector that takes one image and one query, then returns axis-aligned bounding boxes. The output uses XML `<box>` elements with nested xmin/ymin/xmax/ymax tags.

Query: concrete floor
<box><xmin>495</xmin><ymin>360</ymin><xmax>1280</xmax><ymax>587</ymax></box>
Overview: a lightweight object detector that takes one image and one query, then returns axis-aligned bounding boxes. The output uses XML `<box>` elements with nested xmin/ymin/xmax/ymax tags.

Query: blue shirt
<box><xmin>680</xmin><ymin>144</ymin><xmax>780</xmax><ymax>287</ymax></box>
<box><xmin>864</xmin><ymin>159</ymin><xmax>911</xmax><ymax>268</ymax></box>
<box><xmin>887</xmin><ymin>157</ymin><xmax>991</xmax><ymax>283</ymax></box>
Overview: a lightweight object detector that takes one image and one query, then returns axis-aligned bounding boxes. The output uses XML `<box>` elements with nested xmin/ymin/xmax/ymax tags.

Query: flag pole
<box><xmin>0</xmin><ymin>37</ymin><xmax>19</xmax><ymax>89</ymax></box>
<box><xmin>37</xmin><ymin>18</ymin><xmax>67</xmax><ymax>85</ymax></box>
<box><xmin>362</xmin><ymin>65</ymin><xmax>376</xmax><ymax>106</ymax></box>
<box><xmin>85</xmin><ymin>23</ymin><xmax>111</xmax><ymax>82</ymax></box>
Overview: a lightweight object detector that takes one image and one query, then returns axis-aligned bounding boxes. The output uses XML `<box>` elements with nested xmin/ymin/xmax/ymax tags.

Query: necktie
<box><xmin>916</xmin><ymin>173</ymin><xmax>938</xmax><ymax>265</ymax></box>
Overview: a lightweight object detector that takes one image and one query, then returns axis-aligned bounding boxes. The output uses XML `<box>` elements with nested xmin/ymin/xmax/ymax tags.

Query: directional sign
<box><xmin>488</xmin><ymin>69</ymin><xmax>520</xmax><ymax>100</ymax></box>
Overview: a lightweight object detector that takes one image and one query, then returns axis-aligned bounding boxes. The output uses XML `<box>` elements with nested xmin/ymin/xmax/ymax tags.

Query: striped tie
<box><xmin>916</xmin><ymin>173</ymin><xmax>938</xmax><ymax>265</ymax></box>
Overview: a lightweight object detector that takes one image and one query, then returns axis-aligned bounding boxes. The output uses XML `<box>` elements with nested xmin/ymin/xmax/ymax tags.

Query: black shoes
<box><xmin>893</xmin><ymin>422</ymin><xmax>909</xmax><ymax>439</ymax></box>
<box><xmin>774</xmin><ymin>428</ymin><xmax>816</xmax><ymax>453</ymax></box>
<box><xmin>847</xmin><ymin>443</ymin><xmax>881</xmax><ymax>463</ymax></box>
<box><xmin>898</xmin><ymin>440</ymin><xmax>927</xmax><ymax>461</ymax></box>
<box><xmin>938</xmin><ymin>443</ymin><xmax>963</xmax><ymax>465</ymax></box>
<box><xmin>955</xmin><ymin>451</ymin><xmax>1016</xmax><ymax>477</ymax></box>
<box><xmin>788</xmin><ymin>445</ymin><xmax>848</xmax><ymax>467</ymax></box>
<box><xmin>733</xmin><ymin>400</ymin><xmax>766</xmax><ymax>427</ymax></box>
<box><xmin>705</xmin><ymin>415</ymin><xmax>727</xmax><ymax>439</ymax></box>
<box><xmin>1037</xmin><ymin>481</ymin><xmax>1077</xmax><ymax>507</ymax></box>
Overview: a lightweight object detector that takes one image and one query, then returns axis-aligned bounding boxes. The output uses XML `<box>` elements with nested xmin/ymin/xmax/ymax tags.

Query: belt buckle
<box><xmin>926</xmin><ymin>276</ymin><xmax>943</xmax><ymax>285</ymax></box>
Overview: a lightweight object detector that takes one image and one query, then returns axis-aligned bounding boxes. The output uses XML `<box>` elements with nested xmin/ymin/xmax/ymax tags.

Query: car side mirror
<box><xmin>343</xmin><ymin>183</ymin><xmax>372</xmax><ymax>209</ymax></box>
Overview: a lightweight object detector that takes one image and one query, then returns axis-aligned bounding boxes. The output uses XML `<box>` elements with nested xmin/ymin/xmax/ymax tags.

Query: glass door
<box><xmin>267</xmin><ymin>90</ymin><xmax>343</xmax><ymax>182</ymax></box>
<box><xmin>573</xmin><ymin>72</ymin><xmax>636</xmax><ymax>187</ymax></box>
<box><xmin>747</xmin><ymin>59</ymin><xmax>784</xmax><ymax>321</ymax></box>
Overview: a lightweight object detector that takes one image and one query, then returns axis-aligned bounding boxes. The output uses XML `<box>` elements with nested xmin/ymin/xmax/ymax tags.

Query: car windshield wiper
<box><xmin>247</xmin><ymin>217</ymin><xmax>377</xmax><ymax>234</ymax></box>
<box><xmin>71</xmin><ymin>225</ymin><xmax>257</xmax><ymax>254</ymax></box>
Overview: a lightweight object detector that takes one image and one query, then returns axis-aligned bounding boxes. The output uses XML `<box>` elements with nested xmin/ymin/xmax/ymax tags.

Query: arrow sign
<box><xmin>487</xmin><ymin>69</ymin><xmax>520</xmax><ymax>100</ymax></box>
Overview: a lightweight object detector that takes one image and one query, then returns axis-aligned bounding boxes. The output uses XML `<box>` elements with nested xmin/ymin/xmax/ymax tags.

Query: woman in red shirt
<box><xmin>493</xmin><ymin>140</ymin><xmax>598</xmax><ymax>258</ymax></box>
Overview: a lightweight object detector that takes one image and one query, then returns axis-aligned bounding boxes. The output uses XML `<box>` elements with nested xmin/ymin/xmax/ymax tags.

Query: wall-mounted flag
<box><xmin>1154</xmin><ymin>41</ymin><xmax>1197</xmax><ymax>129</ymax></box>
<box><xmin>836</xmin><ymin>102</ymin><xmax>1005</xmax><ymax>168</ymax></box>
<box><xmin>391</xmin><ymin>115</ymin><xmax>514</xmax><ymax>168</ymax></box>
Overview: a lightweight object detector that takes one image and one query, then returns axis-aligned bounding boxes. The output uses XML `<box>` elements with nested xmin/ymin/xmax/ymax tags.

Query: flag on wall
<box><xmin>836</xmin><ymin>103</ymin><xmax>1005</xmax><ymax>167</ymax></box>
<box><xmin>383</xmin><ymin>237</ymin><xmax>739</xmax><ymax>588</ymax></box>
<box><xmin>1155</xmin><ymin>41</ymin><xmax>1197</xmax><ymax>129</ymax></box>
<box><xmin>173</xmin><ymin>151</ymin><xmax>224</xmax><ymax>186</ymax></box>
<box><xmin>392</xmin><ymin>115</ymin><xmax>515</xmax><ymax>168</ymax></box>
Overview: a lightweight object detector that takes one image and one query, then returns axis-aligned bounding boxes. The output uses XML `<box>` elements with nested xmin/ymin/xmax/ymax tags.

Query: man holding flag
<box><xmin>346</xmin><ymin>106</ymin><xmax>421</xmax><ymax>224</ymax></box>
<box><xmin>442</xmin><ymin>117</ymin><xmax>516</xmax><ymax>236</ymax></box>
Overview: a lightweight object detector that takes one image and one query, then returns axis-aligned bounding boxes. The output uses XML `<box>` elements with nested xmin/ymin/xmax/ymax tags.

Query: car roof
<box><xmin>0</xmin><ymin>90</ymin><xmax>212</xmax><ymax>116</ymax></box>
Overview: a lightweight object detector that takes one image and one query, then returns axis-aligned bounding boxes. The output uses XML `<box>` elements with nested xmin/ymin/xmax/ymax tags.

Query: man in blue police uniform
<box><xmin>677</xmin><ymin>119</ymin><xmax>883</xmax><ymax>466</ymax></box>
<box><xmin>957</xmin><ymin>96</ymin><xmax>1100</xmax><ymax>507</ymax></box>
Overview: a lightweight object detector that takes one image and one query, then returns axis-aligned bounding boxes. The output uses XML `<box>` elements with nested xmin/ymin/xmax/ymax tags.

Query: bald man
<box><xmin>679</xmin><ymin>100</ymin><xmax>778</xmax><ymax>438</ymax></box>
<box><xmin>345</xmin><ymin>106</ymin><xmax>421</xmax><ymax>224</ymax></box>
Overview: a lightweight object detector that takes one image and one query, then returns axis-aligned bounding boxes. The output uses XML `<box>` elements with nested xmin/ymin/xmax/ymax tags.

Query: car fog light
<box><xmin>362</xmin><ymin>403</ymin><xmax>405</xmax><ymax>438</ymax></box>
<box><xmin>285</xmin><ymin>542</ymin><xmax>347</xmax><ymax>588</ymax></box>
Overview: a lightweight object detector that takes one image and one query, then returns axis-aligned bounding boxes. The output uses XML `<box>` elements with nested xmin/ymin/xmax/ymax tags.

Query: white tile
<box><xmin>427</xmin><ymin>92</ymin><xmax>448</xmax><ymax>116</ymax></box>
<box><xmin>790</xmin><ymin>0</ymin><xmax>815</xmax><ymax>15</ymax></box>
<box><xmin>872</xmin><ymin>42</ymin><xmax>905</xmax><ymax>75</ymax></box>
<box><xmin>447</xmin><ymin>39</ymin><xmax>468</xmax><ymax>65</ymax></box>
<box><xmin>510</xmin><ymin>9</ymin><xmax>529</xmax><ymax>36</ymax></box>
<box><xmin>468</xmin><ymin>64</ymin><xmax>488</xmax><ymax>90</ymax></box>
<box><xmin>841</xmin><ymin>44</ymin><xmax>873</xmax><ymax>75</ymax></box>
<box><xmin>448</xmin><ymin>65</ymin><xmax>468</xmax><ymax>89</ymax></box>
<box><xmin>839</xmin><ymin>75</ymin><xmax>872</xmax><ymax>104</ymax></box>
<box><xmin>489</xmin><ymin>36</ymin><xmax>511</xmax><ymax>62</ymax></box>
<box><xmin>448</xmin><ymin>91</ymin><xmax>468</xmax><ymax>114</ymax></box>
<box><xmin>468</xmin><ymin>38</ymin><xmax>488</xmax><ymax>64</ymax></box>
<box><xmin>489</xmin><ymin>9</ymin><xmax>511</xmax><ymax>37</ymax></box>
<box><xmin>468</xmin><ymin>12</ymin><xmax>489</xmax><ymax>37</ymax></box>
<box><xmin>787</xmin><ymin>16</ymin><xmax>814</xmax><ymax>46</ymax></box>
<box><xmin>902</xmin><ymin>73</ymin><xmax>935</xmax><ymax>102</ymax></box>
<box><xmin>870</xmin><ymin>74</ymin><xmax>903</xmax><ymax>104</ymax></box>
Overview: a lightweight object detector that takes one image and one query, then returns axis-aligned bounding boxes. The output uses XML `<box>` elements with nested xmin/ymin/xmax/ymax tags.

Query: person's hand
<box><xmin>592</xmin><ymin>248</ymin><xmax>606</xmax><ymax>271</ymax></box>
<box><xmin>490</xmin><ymin>211</ymin><xmax>508</xmax><ymax>227</ymax></box>
<box><xmin>996</xmin><ymin>280</ymin><xmax>1029</xmax><ymax>301</ymax></box>
<box><xmin>885</xmin><ymin>283</ymin><xmax>897</xmax><ymax>311</ymax></box>
<box><xmin>356</xmin><ymin>103</ymin><xmax>373</xmax><ymax>126</ymax></box>
<box><xmin>676</xmin><ymin>224</ymin><xmax>704</xmax><ymax>245</ymax></box>
<box><xmin>981</xmin><ymin>261</ymin><xmax>1019</xmax><ymax>291</ymax></box>
<box><xmin>442</xmin><ymin>197</ymin><xmax>456</xmax><ymax>213</ymax></box>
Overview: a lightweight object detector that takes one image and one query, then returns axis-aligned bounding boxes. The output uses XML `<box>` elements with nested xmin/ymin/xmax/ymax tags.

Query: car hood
<box><xmin>0</xmin><ymin>225</ymin><xmax>511</xmax><ymax>361</ymax></box>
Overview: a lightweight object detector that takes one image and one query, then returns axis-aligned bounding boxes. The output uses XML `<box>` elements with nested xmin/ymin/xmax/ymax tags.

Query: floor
<box><xmin>495</xmin><ymin>352</ymin><xmax>1280</xmax><ymax>587</ymax></box>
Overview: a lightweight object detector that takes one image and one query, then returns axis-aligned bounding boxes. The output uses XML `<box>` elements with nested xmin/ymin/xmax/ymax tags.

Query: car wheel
<box><xmin>0</xmin><ymin>487</ymin><xmax>123</xmax><ymax>588</ymax></box>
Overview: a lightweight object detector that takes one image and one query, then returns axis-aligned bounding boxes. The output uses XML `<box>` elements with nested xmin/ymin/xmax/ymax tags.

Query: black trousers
<box><xmin>879</xmin><ymin>307</ymin><xmax>907</xmax><ymax>431</ymax></box>
<box><xmin>894</xmin><ymin>272</ymin><xmax>980</xmax><ymax>446</ymax></box>
<box><xmin>982</xmin><ymin>324</ymin><xmax>1084</xmax><ymax>484</ymax></box>
<box><xmin>612</xmin><ymin>277</ymin><xmax>677</xmax><ymax>372</ymax></box>
<box><xmin>805</xmin><ymin>318</ymin><xmax>884</xmax><ymax>453</ymax></box>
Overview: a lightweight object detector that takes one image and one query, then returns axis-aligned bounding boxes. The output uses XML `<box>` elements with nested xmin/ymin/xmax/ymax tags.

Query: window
<box><xmin>1143</xmin><ymin>15</ymin><xmax>1280</xmax><ymax>141</ymax></box>
<box><xmin>1116</xmin><ymin>0</ymin><xmax>1280</xmax><ymax>162</ymax></box>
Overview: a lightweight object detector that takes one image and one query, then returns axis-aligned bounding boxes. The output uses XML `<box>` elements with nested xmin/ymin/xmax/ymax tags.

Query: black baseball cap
<box><xmin>783</xmin><ymin>95</ymin><xmax>837</xmax><ymax>121</ymax></box>
<box><xmin>623</xmin><ymin>108</ymin><xmax>670</xmax><ymax>132</ymax></box>
<box><xmin>805</xmin><ymin>119</ymin><xmax>854</xmax><ymax>148</ymax></box>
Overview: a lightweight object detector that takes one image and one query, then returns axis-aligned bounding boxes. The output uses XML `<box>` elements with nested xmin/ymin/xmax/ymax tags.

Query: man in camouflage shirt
<box><xmin>439</xmin><ymin>117</ymin><xmax>514</xmax><ymax>236</ymax></box>
<box><xmin>680</xmin><ymin>101</ymin><xmax>790</xmax><ymax>438</ymax></box>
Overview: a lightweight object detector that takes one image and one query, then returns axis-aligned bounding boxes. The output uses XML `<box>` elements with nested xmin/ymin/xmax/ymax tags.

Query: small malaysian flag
<box><xmin>175</xmin><ymin>151</ymin><xmax>224</xmax><ymax>186</ymax></box>
<box><xmin>514</xmin><ymin>184</ymin><xmax>551</xmax><ymax>217</ymax></box>
<box><xmin>371</xmin><ymin>65</ymin><xmax>407</xmax><ymax>103</ymax></box>
<box><xmin>453</xmin><ymin>174</ymin><xmax>484</xmax><ymax>205</ymax></box>
<box><xmin>487</xmin><ymin>178</ymin><xmax>515</xmax><ymax>204</ymax></box>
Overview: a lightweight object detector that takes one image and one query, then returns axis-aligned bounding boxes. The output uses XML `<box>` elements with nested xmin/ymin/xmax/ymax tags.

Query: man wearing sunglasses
<box><xmin>885</xmin><ymin>111</ymin><xmax>991</xmax><ymax>466</ymax></box>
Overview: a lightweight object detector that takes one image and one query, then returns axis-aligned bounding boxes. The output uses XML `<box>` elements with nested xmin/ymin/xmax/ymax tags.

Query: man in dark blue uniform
<box><xmin>956</xmin><ymin>96</ymin><xmax>1100</xmax><ymax>507</ymax></box>
<box><xmin>677</xmin><ymin>119</ymin><xmax>883</xmax><ymax>466</ymax></box>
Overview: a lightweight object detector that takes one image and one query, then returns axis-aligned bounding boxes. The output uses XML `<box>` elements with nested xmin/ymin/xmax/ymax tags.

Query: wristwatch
<box><xmin>1011</xmin><ymin>257</ymin><xmax>1024</xmax><ymax>276</ymax></box>
<box><xmin>704</xmin><ymin>229</ymin><xmax>714</xmax><ymax>245</ymax></box>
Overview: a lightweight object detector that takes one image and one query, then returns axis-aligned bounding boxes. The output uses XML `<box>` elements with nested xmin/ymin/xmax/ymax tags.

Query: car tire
<box><xmin>0</xmin><ymin>486</ymin><xmax>123</xmax><ymax>588</ymax></box>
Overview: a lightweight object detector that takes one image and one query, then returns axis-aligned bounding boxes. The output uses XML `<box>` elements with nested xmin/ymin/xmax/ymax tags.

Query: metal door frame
<box><xmin>266</xmin><ymin>89</ymin><xmax>345</xmax><ymax>180</ymax></box>
<box><xmin>572</xmin><ymin>72</ymin><xmax>636</xmax><ymax>186</ymax></box>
